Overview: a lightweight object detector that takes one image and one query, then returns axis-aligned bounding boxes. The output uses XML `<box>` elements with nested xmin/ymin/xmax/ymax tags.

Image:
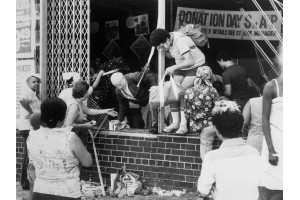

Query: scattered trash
<box><xmin>111</xmin><ymin>166</ymin><xmax>143</xmax><ymax>198</ymax></box>
<box><xmin>80</xmin><ymin>180</ymin><xmax>103</xmax><ymax>198</ymax></box>
<box><xmin>151</xmin><ymin>186</ymin><xmax>186</xmax><ymax>197</ymax></box>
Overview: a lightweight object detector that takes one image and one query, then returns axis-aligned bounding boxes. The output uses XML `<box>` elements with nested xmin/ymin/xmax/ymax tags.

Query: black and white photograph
<box><xmin>10</xmin><ymin>0</ymin><xmax>296</xmax><ymax>199</ymax></box>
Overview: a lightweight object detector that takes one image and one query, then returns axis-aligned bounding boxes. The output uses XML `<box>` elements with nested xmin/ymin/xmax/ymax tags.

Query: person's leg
<box><xmin>258</xmin><ymin>186</ymin><xmax>268</xmax><ymax>200</ymax></box>
<box><xmin>176</xmin><ymin>76</ymin><xmax>196</xmax><ymax>135</ymax></box>
<box><xmin>147</xmin><ymin>103</ymin><xmax>158</xmax><ymax>134</ymax></box>
<box><xmin>269</xmin><ymin>190</ymin><xmax>283</xmax><ymax>200</ymax></box>
<box><xmin>199</xmin><ymin>125</ymin><xmax>216</xmax><ymax>159</ymax></box>
<box><xmin>163</xmin><ymin>75</ymin><xmax>184</xmax><ymax>132</ymax></box>
<box><xmin>19</xmin><ymin>130</ymin><xmax>30</xmax><ymax>190</ymax></box>
<box><xmin>141</xmin><ymin>105</ymin><xmax>152</xmax><ymax>129</ymax></box>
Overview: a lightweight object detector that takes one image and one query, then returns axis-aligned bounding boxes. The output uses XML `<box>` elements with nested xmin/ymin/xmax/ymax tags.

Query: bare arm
<box><xmin>242</xmin><ymin>101</ymin><xmax>251</xmax><ymax>137</ymax></box>
<box><xmin>19</xmin><ymin>98</ymin><xmax>33</xmax><ymax>114</ymax></box>
<box><xmin>223</xmin><ymin>84</ymin><xmax>232</xmax><ymax>97</ymax></box>
<box><xmin>69</xmin><ymin>133</ymin><xmax>92</xmax><ymax>167</ymax></box>
<box><xmin>65</xmin><ymin>104</ymin><xmax>93</xmax><ymax>129</ymax></box>
<box><xmin>81</xmin><ymin>104</ymin><xmax>117</xmax><ymax>117</ymax></box>
<box><xmin>172</xmin><ymin>51</ymin><xmax>195</xmax><ymax>71</ymax></box>
<box><xmin>247</xmin><ymin>78</ymin><xmax>252</xmax><ymax>89</ymax></box>
<box><xmin>91</xmin><ymin>70</ymin><xmax>104</xmax><ymax>89</ymax></box>
<box><xmin>262</xmin><ymin>81</ymin><xmax>278</xmax><ymax>166</ymax></box>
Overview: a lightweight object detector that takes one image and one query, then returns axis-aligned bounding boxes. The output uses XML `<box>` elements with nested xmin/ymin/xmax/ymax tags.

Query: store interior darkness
<box><xmin>89</xmin><ymin>0</ymin><xmax>282</xmax><ymax>127</ymax></box>
<box><xmin>90</xmin><ymin>0</ymin><xmax>282</xmax><ymax>76</ymax></box>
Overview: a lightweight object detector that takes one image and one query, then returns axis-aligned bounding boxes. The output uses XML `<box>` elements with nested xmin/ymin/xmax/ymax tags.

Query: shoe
<box><xmin>163</xmin><ymin>123</ymin><xmax>179</xmax><ymax>133</ymax></box>
<box><xmin>149</xmin><ymin>124</ymin><xmax>158</xmax><ymax>134</ymax></box>
<box><xmin>175</xmin><ymin>125</ymin><xmax>188</xmax><ymax>135</ymax></box>
<box><xmin>21</xmin><ymin>184</ymin><xmax>30</xmax><ymax>190</ymax></box>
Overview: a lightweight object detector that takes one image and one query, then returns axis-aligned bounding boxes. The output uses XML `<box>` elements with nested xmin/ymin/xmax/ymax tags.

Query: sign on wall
<box><xmin>105</xmin><ymin>20</ymin><xmax>120</xmax><ymax>41</ymax></box>
<box><xmin>102</xmin><ymin>40</ymin><xmax>120</xmax><ymax>60</ymax></box>
<box><xmin>174</xmin><ymin>7</ymin><xmax>282</xmax><ymax>41</ymax></box>
<box><xmin>130</xmin><ymin>35</ymin><xmax>151</xmax><ymax>59</ymax></box>
<box><xmin>16</xmin><ymin>0</ymin><xmax>35</xmax><ymax>58</ymax></box>
<box><xmin>133</xmin><ymin>14</ymin><xmax>150</xmax><ymax>36</ymax></box>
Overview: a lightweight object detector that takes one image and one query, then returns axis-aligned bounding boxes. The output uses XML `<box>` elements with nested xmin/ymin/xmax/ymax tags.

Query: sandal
<box><xmin>175</xmin><ymin>125</ymin><xmax>188</xmax><ymax>135</ymax></box>
<box><xmin>163</xmin><ymin>123</ymin><xmax>179</xmax><ymax>133</ymax></box>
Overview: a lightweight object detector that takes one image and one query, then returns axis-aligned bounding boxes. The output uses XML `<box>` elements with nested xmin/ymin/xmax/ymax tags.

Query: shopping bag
<box><xmin>149</xmin><ymin>75</ymin><xmax>183</xmax><ymax>109</ymax></box>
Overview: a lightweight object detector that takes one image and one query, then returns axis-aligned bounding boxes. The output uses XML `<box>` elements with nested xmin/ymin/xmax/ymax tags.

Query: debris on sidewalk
<box><xmin>111</xmin><ymin>166</ymin><xmax>143</xmax><ymax>198</ymax></box>
<box><xmin>81</xmin><ymin>180</ymin><xmax>103</xmax><ymax>198</ymax></box>
<box><xmin>152</xmin><ymin>186</ymin><xmax>187</xmax><ymax>197</ymax></box>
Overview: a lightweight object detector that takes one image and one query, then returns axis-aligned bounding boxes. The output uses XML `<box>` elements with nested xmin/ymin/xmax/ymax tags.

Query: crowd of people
<box><xmin>17</xmin><ymin>27</ymin><xmax>283</xmax><ymax>200</ymax></box>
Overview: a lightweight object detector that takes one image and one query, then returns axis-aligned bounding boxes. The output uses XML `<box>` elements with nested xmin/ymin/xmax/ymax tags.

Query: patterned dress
<box><xmin>27</xmin><ymin>127</ymin><xmax>81</xmax><ymax>198</ymax></box>
<box><xmin>184</xmin><ymin>85</ymin><xmax>218</xmax><ymax>133</ymax></box>
<box><xmin>93</xmin><ymin>60</ymin><xmax>129</xmax><ymax>109</ymax></box>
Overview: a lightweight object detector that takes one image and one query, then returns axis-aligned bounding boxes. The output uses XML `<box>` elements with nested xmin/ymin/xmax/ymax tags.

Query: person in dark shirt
<box><xmin>110</xmin><ymin>72</ymin><xmax>158</xmax><ymax>133</ymax></box>
<box><xmin>92</xmin><ymin>49</ymin><xmax>130</xmax><ymax>109</ymax></box>
<box><xmin>216</xmin><ymin>51</ymin><xmax>252</xmax><ymax>110</ymax></box>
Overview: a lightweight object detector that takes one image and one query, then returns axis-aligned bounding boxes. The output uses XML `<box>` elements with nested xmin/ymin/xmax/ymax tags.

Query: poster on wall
<box><xmin>174</xmin><ymin>7</ymin><xmax>282</xmax><ymax>41</ymax></box>
<box><xmin>133</xmin><ymin>14</ymin><xmax>150</xmax><ymax>36</ymax></box>
<box><xmin>130</xmin><ymin>35</ymin><xmax>151</xmax><ymax>59</ymax></box>
<box><xmin>105</xmin><ymin>20</ymin><xmax>120</xmax><ymax>41</ymax></box>
<box><xmin>16</xmin><ymin>59</ymin><xmax>37</xmax><ymax>121</ymax></box>
<box><xmin>102</xmin><ymin>40</ymin><xmax>120</xmax><ymax>60</ymax></box>
<box><xmin>16</xmin><ymin>0</ymin><xmax>36</xmax><ymax>58</ymax></box>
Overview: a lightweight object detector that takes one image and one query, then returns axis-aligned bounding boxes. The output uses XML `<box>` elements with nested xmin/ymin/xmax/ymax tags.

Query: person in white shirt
<box><xmin>18</xmin><ymin>74</ymin><xmax>41</xmax><ymax>190</ymax></box>
<box><xmin>150</xmin><ymin>28</ymin><xmax>206</xmax><ymax>135</ymax></box>
<box><xmin>197</xmin><ymin>100</ymin><xmax>261</xmax><ymax>200</ymax></box>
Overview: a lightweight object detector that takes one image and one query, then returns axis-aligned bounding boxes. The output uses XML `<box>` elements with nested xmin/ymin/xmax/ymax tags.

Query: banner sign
<box><xmin>174</xmin><ymin>7</ymin><xmax>282</xmax><ymax>40</ymax></box>
<box><xmin>16</xmin><ymin>60</ymin><xmax>36</xmax><ymax>120</ymax></box>
<box><xmin>16</xmin><ymin>0</ymin><xmax>35</xmax><ymax>58</ymax></box>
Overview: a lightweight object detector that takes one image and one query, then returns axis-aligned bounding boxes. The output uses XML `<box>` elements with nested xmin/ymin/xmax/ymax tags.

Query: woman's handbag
<box><xmin>149</xmin><ymin>75</ymin><xmax>183</xmax><ymax>109</ymax></box>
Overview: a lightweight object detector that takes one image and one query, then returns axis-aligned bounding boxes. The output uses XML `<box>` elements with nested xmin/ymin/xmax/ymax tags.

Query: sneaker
<box><xmin>175</xmin><ymin>125</ymin><xmax>188</xmax><ymax>135</ymax></box>
<box><xmin>163</xmin><ymin>123</ymin><xmax>179</xmax><ymax>133</ymax></box>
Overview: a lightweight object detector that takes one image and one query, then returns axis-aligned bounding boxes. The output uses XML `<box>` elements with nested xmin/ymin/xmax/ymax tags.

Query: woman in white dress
<box><xmin>260</xmin><ymin>44</ymin><xmax>283</xmax><ymax>199</ymax></box>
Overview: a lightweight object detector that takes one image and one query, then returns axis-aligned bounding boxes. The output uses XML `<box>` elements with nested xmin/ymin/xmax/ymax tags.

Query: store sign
<box><xmin>16</xmin><ymin>0</ymin><xmax>35</xmax><ymax>58</ymax></box>
<box><xmin>174</xmin><ymin>7</ymin><xmax>282</xmax><ymax>41</ymax></box>
<box><xmin>16</xmin><ymin>60</ymin><xmax>36</xmax><ymax>120</ymax></box>
<box><xmin>130</xmin><ymin>35</ymin><xmax>151</xmax><ymax>59</ymax></box>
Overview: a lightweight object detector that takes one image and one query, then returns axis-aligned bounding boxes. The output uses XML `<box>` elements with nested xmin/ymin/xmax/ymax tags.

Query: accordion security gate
<box><xmin>46</xmin><ymin>0</ymin><xmax>109</xmax><ymax>128</ymax></box>
<box><xmin>46</xmin><ymin>0</ymin><xmax>90</xmax><ymax>98</ymax></box>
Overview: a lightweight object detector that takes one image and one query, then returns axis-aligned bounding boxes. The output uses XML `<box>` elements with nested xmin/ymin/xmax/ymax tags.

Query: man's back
<box><xmin>198</xmin><ymin>138</ymin><xmax>261</xmax><ymax>200</ymax></box>
<box><xmin>222</xmin><ymin>64</ymin><xmax>248</xmax><ymax>99</ymax></box>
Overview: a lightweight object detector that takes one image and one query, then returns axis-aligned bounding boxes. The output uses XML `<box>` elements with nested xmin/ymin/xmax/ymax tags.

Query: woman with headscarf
<box><xmin>184</xmin><ymin>66</ymin><xmax>219</xmax><ymax>159</ymax></box>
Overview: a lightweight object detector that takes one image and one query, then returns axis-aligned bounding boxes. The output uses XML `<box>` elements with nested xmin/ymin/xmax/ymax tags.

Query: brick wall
<box><xmin>16</xmin><ymin>130</ymin><xmax>221</xmax><ymax>190</ymax></box>
<box><xmin>16</xmin><ymin>130</ymin><xmax>25</xmax><ymax>181</ymax></box>
<box><xmin>82</xmin><ymin>130</ymin><xmax>222</xmax><ymax>190</ymax></box>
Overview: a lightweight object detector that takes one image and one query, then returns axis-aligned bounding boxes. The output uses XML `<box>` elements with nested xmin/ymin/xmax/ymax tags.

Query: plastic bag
<box><xmin>149</xmin><ymin>75</ymin><xmax>183</xmax><ymax>109</ymax></box>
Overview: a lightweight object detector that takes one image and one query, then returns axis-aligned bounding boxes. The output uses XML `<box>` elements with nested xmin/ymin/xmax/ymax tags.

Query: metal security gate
<box><xmin>46</xmin><ymin>0</ymin><xmax>90</xmax><ymax>97</ymax></box>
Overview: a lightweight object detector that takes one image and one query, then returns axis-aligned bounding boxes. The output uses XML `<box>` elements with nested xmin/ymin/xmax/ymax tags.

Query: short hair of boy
<box><xmin>150</xmin><ymin>29</ymin><xmax>170</xmax><ymax>47</ymax></box>
<box><xmin>212</xmin><ymin>100</ymin><xmax>243</xmax><ymax>138</ymax></box>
